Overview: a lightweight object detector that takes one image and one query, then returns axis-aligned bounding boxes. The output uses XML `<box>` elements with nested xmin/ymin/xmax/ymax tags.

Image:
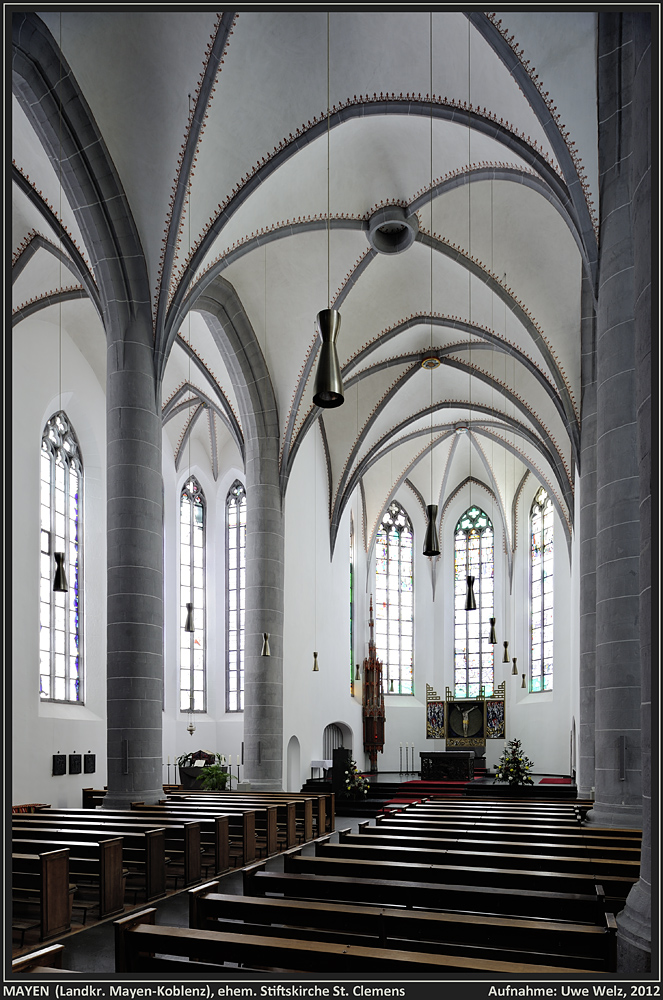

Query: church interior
<box><xmin>10</xmin><ymin>10</ymin><xmax>653</xmax><ymax>978</ymax></box>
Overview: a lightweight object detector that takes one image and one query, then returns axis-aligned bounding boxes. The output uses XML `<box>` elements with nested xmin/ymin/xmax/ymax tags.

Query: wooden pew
<box><xmin>170</xmin><ymin>789</ymin><xmax>334</xmax><ymax>838</ymax></box>
<box><xmin>189</xmin><ymin>882</ymin><xmax>617</xmax><ymax>972</ymax></box>
<box><xmin>132</xmin><ymin>802</ymin><xmax>258</xmax><ymax>866</ymax></box>
<box><xmin>363</xmin><ymin>819</ymin><xmax>643</xmax><ymax>859</ymax></box>
<box><xmin>243</xmin><ymin>860</ymin><xmax>606</xmax><ymax>924</ymax></box>
<box><xmin>173</xmin><ymin>794</ymin><xmax>301</xmax><ymax>847</ymax></box>
<box><xmin>285</xmin><ymin>846</ymin><xmax>636</xmax><ymax>901</ymax></box>
<box><xmin>12</xmin><ymin>944</ymin><xmax>66</xmax><ymax>973</ymax></box>
<box><xmin>331</xmin><ymin>832</ymin><xmax>640</xmax><ymax>880</ymax></box>
<box><xmin>114</xmin><ymin>907</ymin><xmax>603</xmax><ymax>975</ymax></box>
<box><xmin>12</xmin><ymin>826</ymin><xmax>141</xmax><ymax>917</ymax></box>
<box><xmin>23</xmin><ymin>810</ymin><xmax>203</xmax><ymax>888</ymax></box>
<box><xmin>82</xmin><ymin>787</ymin><xmax>106</xmax><ymax>809</ymax></box>
<box><xmin>12</xmin><ymin>850</ymin><xmax>73</xmax><ymax>940</ymax></box>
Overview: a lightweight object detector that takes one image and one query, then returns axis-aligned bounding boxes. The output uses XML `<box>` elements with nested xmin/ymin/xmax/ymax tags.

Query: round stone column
<box><xmin>104</xmin><ymin>320</ymin><xmax>164</xmax><ymax>807</ymax></box>
<box><xmin>589</xmin><ymin>12</ymin><xmax>641</xmax><ymax>830</ymax></box>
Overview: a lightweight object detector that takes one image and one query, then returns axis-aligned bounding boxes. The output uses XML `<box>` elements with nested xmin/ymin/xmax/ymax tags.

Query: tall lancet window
<box><xmin>530</xmin><ymin>487</ymin><xmax>554</xmax><ymax>692</ymax></box>
<box><xmin>40</xmin><ymin>412</ymin><xmax>83</xmax><ymax>702</ymax></box>
<box><xmin>375</xmin><ymin>501</ymin><xmax>414</xmax><ymax>695</ymax></box>
<box><xmin>226</xmin><ymin>480</ymin><xmax>246</xmax><ymax>712</ymax></box>
<box><xmin>454</xmin><ymin>505</ymin><xmax>494</xmax><ymax>697</ymax></box>
<box><xmin>180</xmin><ymin>477</ymin><xmax>206</xmax><ymax>712</ymax></box>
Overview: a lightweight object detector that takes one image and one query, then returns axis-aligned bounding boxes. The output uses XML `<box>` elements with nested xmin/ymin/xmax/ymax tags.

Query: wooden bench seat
<box><xmin>286</xmin><ymin>845</ymin><xmax>636</xmax><ymax>899</ymax></box>
<box><xmin>243</xmin><ymin>862</ymin><xmax>606</xmax><ymax>923</ymax></box>
<box><xmin>13</xmin><ymin>836</ymin><xmax>123</xmax><ymax>920</ymax></box>
<box><xmin>114</xmin><ymin>907</ymin><xmax>603</xmax><ymax>975</ymax></box>
<box><xmin>25</xmin><ymin>810</ymin><xmax>204</xmax><ymax>888</ymax></box>
<box><xmin>189</xmin><ymin>883</ymin><xmax>617</xmax><ymax>971</ymax></box>
<box><xmin>12</xmin><ymin>944</ymin><xmax>67</xmax><ymax>973</ymax></box>
<box><xmin>330</xmin><ymin>833</ymin><xmax>640</xmax><ymax>880</ymax></box>
<box><xmin>12</xmin><ymin>850</ymin><xmax>73</xmax><ymax>941</ymax></box>
<box><xmin>131</xmin><ymin>803</ymin><xmax>250</xmax><ymax>868</ymax></box>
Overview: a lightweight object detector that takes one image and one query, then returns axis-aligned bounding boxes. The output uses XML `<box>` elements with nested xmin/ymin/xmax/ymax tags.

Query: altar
<box><xmin>419</xmin><ymin>751</ymin><xmax>475</xmax><ymax>780</ymax></box>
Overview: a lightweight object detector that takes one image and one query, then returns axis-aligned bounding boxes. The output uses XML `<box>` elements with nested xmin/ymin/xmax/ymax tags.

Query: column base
<box><xmin>103</xmin><ymin>787</ymin><xmax>164</xmax><ymax>809</ymax></box>
<box><xmin>584</xmin><ymin>801</ymin><xmax>642</xmax><ymax>828</ymax></box>
<box><xmin>618</xmin><ymin>881</ymin><xmax>651</xmax><ymax>973</ymax></box>
<box><xmin>245</xmin><ymin>777</ymin><xmax>284</xmax><ymax>792</ymax></box>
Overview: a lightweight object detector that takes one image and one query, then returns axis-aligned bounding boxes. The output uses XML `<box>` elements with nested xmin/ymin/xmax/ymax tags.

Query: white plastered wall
<box><xmin>12</xmin><ymin>314</ymin><xmax>107</xmax><ymax>808</ymax></box>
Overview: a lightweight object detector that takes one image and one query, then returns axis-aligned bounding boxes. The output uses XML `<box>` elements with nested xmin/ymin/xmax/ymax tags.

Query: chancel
<box><xmin>10</xmin><ymin>9</ymin><xmax>653</xmax><ymax>977</ymax></box>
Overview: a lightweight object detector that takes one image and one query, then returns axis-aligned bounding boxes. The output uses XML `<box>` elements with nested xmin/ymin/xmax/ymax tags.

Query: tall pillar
<box><xmin>105</xmin><ymin>319</ymin><xmax>164</xmax><ymax>807</ymax></box>
<box><xmin>616</xmin><ymin>11</ymin><xmax>652</xmax><ymax>973</ymax></box>
<box><xmin>243</xmin><ymin>471</ymin><xmax>285</xmax><ymax>791</ymax></box>
<box><xmin>577</xmin><ymin>275</ymin><xmax>597</xmax><ymax>799</ymax></box>
<box><xmin>588</xmin><ymin>12</ymin><xmax>641</xmax><ymax>830</ymax></box>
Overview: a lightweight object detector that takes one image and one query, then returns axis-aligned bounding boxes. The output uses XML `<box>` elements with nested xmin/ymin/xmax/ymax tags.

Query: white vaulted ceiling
<box><xmin>12</xmin><ymin>10</ymin><xmax>597</xmax><ymax>555</ymax></box>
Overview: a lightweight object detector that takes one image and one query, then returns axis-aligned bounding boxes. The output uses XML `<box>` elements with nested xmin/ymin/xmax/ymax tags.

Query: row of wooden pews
<box><xmin>112</xmin><ymin>796</ymin><xmax>639</xmax><ymax>974</ymax></box>
<box><xmin>12</xmin><ymin>788</ymin><xmax>333</xmax><ymax>952</ymax></box>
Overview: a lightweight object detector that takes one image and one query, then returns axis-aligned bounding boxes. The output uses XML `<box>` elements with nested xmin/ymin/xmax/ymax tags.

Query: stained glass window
<box><xmin>226</xmin><ymin>480</ymin><xmax>246</xmax><ymax>712</ymax></box>
<box><xmin>530</xmin><ymin>487</ymin><xmax>553</xmax><ymax>692</ymax></box>
<box><xmin>375</xmin><ymin>501</ymin><xmax>413</xmax><ymax>695</ymax></box>
<box><xmin>454</xmin><ymin>505</ymin><xmax>494</xmax><ymax>698</ymax></box>
<box><xmin>180</xmin><ymin>477</ymin><xmax>206</xmax><ymax>712</ymax></box>
<box><xmin>40</xmin><ymin>412</ymin><xmax>83</xmax><ymax>702</ymax></box>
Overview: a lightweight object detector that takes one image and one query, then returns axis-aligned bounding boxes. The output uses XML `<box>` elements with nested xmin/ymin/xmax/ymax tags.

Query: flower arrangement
<box><xmin>494</xmin><ymin>738</ymin><xmax>534</xmax><ymax>786</ymax></box>
<box><xmin>341</xmin><ymin>759</ymin><xmax>370</xmax><ymax>799</ymax></box>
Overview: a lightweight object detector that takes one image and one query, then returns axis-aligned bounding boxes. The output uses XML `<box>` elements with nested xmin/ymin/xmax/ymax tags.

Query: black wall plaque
<box><xmin>52</xmin><ymin>754</ymin><xmax>66</xmax><ymax>776</ymax></box>
<box><xmin>83</xmin><ymin>753</ymin><xmax>96</xmax><ymax>774</ymax></box>
<box><xmin>69</xmin><ymin>754</ymin><xmax>82</xmax><ymax>775</ymax></box>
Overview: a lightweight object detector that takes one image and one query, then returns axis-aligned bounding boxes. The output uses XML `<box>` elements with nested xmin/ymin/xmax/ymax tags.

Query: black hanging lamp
<box><xmin>423</xmin><ymin>504</ymin><xmax>440</xmax><ymax>557</ymax></box>
<box><xmin>313</xmin><ymin>15</ymin><xmax>343</xmax><ymax>410</ymax></box>
<box><xmin>465</xmin><ymin>575</ymin><xmax>477</xmax><ymax>611</ymax></box>
<box><xmin>185</xmin><ymin>602</ymin><xmax>195</xmax><ymax>633</ymax></box>
<box><xmin>488</xmin><ymin>617</ymin><xmax>497</xmax><ymax>644</ymax></box>
<box><xmin>313</xmin><ymin>309</ymin><xmax>343</xmax><ymax>407</ymax></box>
<box><xmin>521</xmin><ymin>672</ymin><xmax>527</xmax><ymax>689</ymax></box>
<box><xmin>261</xmin><ymin>633</ymin><xmax>271</xmax><ymax>657</ymax></box>
<box><xmin>512</xmin><ymin>656</ymin><xmax>518</xmax><ymax>676</ymax></box>
<box><xmin>502</xmin><ymin>640</ymin><xmax>510</xmax><ymax>664</ymax></box>
<box><xmin>312</xmin><ymin>651</ymin><xmax>319</xmax><ymax>672</ymax></box>
<box><xmin>53</xmin><ymin>551</ymin><xmax>68</xmax><ymax>593</ymax></box>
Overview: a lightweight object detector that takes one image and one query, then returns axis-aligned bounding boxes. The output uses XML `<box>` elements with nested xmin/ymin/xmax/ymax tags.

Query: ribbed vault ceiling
<box><xmin>12</xmin><ymin>10</ymin><xmax>598</xmax><ymax>557</ymax></box>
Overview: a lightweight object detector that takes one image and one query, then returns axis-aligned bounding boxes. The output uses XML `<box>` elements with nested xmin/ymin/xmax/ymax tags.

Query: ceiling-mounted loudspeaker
<box><xmin>465</xmin><ymin>575</ymin><xmax>477</xmax><ymax>611</ymax></box>
<box><xmin>185</xmin><ymin>603</ymin><xmax>195</xmax><ymax>633</ymax></box>
<box><xmin>53</xmin><ymin>552</ymin><xmax>68</xmax><ymax>592</ymax></box>
<box><xmin>423</xmin><ymin>504</ymin><xmax>440</xmax><ymax>557</ymax></box>
<box><xmin>313</xmin><ymin>309</ymin><xmax>344</xmax><ymax>408</ymax></box>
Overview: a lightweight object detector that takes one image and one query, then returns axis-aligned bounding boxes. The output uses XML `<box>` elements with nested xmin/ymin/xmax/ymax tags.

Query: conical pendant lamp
<box><xmin>512</xmin><ymin>656</ymin><xmax>518</xmax><ymax>676</ymax></box>
<box><xmin>184</xmin><ymin>602</ymin><xmax>195</xmax><ymax>633</ymax></box>
<box><xmin>261</xmin><ymin>633</ymin><xmax>271</xmax><ymax>657</ymax></box>
<box><xmin>465</xmin><ymin>575</ymin><xmax>477</xmax><ymax>611</ymax></box>
<box><xmin>312</xmin><ymin>651</ymin><xmax>319</xmax><ymax>672</ymax></box>
<box><xmin>521</xmin><ymin>672</ymin><xmax>527</xmax><ymax>689</ymax></box>
<box><xmin>53</xmin><ymin>551</ymin><xmax>68</xmax><ymax>592</ymax></box>
<box><xmin>313</xmin><ymin>309</ymin><xmax>344</xmax><ymax>407</ymax></box>
<box><xmin>502</xmin><ymin>640</ymin><xmax>510</xmax><ymax>663</ymax></box>
<box><xmin>423</xmin><ymin>504</ymin><xmax>440</xmax><ymax>557</ymax></box>
<box><xmin>488</xmin><ymin>618</ymin><xmax>497</xmax><ymax>644</ymax></box>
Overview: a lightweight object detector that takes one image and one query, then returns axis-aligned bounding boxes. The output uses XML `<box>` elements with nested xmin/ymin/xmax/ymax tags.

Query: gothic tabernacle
<box><xmin>362</xmin><ymin>596</ymin><xmax>386</xmax><ymax>772</ymax></box>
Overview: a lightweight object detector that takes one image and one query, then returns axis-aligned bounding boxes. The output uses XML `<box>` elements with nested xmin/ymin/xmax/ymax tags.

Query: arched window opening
<box><xmin>226</xmin><ymin>480</ymin><xmax>246</xmax><ymax>712</ymax></box>
<box><xmin>530</xmin><ymin>487</ymin><xmax>554</xmax><ymax>692</ymax></box>
<box><xmin>180</xmin><ymin>477</ymin><xmax>205</xmax><ymax>712</ymax></box>
<box><xmin>40</xmin><ymin>411</ymin><xmax>83</xmax><ymax>702</ymax></box>
<box><xmin>375</xmin><ymin>501</ymin><xmax>414</xmax><ymax>695</ymax></box>
<box><xmin>454</xmin><ymin>505</ymin><xmax>494</xmax><ymax>698</ymax></box>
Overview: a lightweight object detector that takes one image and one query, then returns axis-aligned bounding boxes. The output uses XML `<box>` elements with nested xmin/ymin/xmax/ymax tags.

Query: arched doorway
<box><xmin>286</xmin><ymin>735</ymin><xmax>301</xmax><ymax>792</ymax></box>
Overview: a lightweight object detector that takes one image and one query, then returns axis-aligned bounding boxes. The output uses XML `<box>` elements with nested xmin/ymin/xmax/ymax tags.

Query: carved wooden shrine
<box><xmin>362</xmin><ymin>597</ymin><xmax>386</xmax><ymax>772</ymax></box>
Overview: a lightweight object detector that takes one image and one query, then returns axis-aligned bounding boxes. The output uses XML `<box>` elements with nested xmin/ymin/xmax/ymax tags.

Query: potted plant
<box><xmin>339</xmin><ymin>759</ymin><xmax>370</xmax><ymax>800</ymax></box>
<box><xmin>493</xmin><ymin>738</ymin><xmax>534</xmax><ymax>787</ymax></box>
<box><xmin>195</xmin><ymin>755</ymin><xmax>235</xmax><ymax>791</ymax></box>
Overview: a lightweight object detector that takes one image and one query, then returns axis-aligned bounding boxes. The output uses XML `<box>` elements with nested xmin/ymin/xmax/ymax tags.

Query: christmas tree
<box><xmin>494</xmin><ymin>738</ymin><xmax>534</xmax><ymax>786</ymax></box>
